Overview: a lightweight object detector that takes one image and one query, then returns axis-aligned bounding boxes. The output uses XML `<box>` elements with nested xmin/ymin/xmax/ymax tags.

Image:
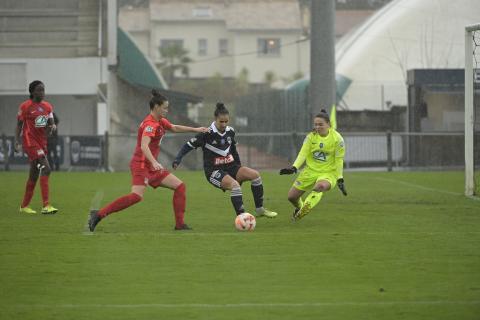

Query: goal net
<box><xmin>465</xmin><ymin>23</ymin><xmax>480</xmax><ymax>196</ymax></box>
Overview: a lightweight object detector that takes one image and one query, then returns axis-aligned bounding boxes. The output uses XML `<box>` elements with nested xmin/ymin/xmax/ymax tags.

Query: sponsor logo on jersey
<box><xmin>313</xmin><ymin>151</ymin><xmax>326</xmax><ymax>161</ymax></box>
<box><xmin>227</xmin><ymin>137</ymin><xmax>232</xmax><ymax>144</ymax></box>
<box><xmin>295</xmin><ymin>180</ymin><xmax>302</xmax><ymax>186</ymax></box>
<box><xmin>38</xmin><ymin>107</ymin><xmax>44</xmax><ymax>112</ymax></box>
<box><xmin>220</xmin><ymin>139</ymin><xmax>225</xmax><ymax>145</ymax></box>
<box><xmin>320</xmin><ymin>143</ymin><xmax>324</xmax><ymax>148</ymax></box>
<box><xmin>214</xmin><ymin>154</ymin><xmax>234</xmax><ymax>165</ymax></box>
<box><xmin>145</xmin><ymin>126</ymin><xmax>154</xmax><ymax>133</ymax></box>
<box><xmin>34</xmin><ymin>115</ymin><xmax>48</xmax><ymax>128</ymax></box>
<box><xmin>211</xmin><ymin>140</ymin><xmax>217</xmax><ymax>145</ymax></box>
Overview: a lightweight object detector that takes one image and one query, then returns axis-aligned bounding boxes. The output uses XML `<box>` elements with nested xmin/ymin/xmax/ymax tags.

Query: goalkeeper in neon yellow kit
<box><xmin>279</xmin><ymin>109</ymin><xmax>346</xmax><ymax>221</ymax></box>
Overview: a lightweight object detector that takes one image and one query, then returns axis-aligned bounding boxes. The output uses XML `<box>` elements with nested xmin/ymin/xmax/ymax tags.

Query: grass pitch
<box><xmin>0</xmin><ymin>170</ymin><xmax>479</xmax><ymax>320</ymax></box>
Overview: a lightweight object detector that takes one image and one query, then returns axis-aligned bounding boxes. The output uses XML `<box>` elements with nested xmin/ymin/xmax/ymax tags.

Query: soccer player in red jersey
<box><xmin>88</xmin><ymin>90</ymin><xmax>208</xmax><ymax>232</ymax></box>
<box><xmin>15</xmin><ymin>80</ymin><xmax>59</xmax><ymax>214</ymax></box>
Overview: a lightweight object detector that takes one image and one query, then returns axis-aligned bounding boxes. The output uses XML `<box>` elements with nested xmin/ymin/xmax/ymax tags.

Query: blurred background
<box><xmin>0</xmin><ymin>0</ymin><xmax>479</xmax><ymax>186</ymax></box>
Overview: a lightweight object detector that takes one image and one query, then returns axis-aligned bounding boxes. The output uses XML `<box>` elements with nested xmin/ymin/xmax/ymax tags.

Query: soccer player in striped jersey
<box><xmin>15</xmin><ymin>80</ymin><xmax>58</xmax><ymax>214</ymax></box>
<box><xmin>172</xmin><ymin>102</ymin><xmax>277</xmax><ymax>218</ymax></box>
<box><xmin>280</xmin><ymin>109</ymin><xmax>347</xmax><ymax>221</ymax></box>
<box><xmin>88</xmin><ymin>90</ymin><xmax>208</xmax><ymax>232</ymax></box>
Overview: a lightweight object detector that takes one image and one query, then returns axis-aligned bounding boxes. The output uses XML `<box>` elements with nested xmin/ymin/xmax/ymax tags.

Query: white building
<box><xmin>336</xmin><ymin>0</ymin><xmax>480</xmax><ymax>110</ymax></box>
<box><xmin>0</xmin><ymin>0</ymin><xmax>107</xmax><ymax>136</ymax></box>
<box><xmin>119</xmin><ymin>0</ymin><xmax>310</xmax><ymax>84</ymax></box>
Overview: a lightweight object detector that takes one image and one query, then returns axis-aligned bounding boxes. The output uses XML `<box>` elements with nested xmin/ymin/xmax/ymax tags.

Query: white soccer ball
<box><xmin>235</xmin><ymin>212</ymin><xmax>256</xmax><ymax>231</ymax></box>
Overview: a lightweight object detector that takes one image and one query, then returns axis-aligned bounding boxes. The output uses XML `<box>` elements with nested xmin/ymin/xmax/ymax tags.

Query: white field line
<box><xmin>373</xmin><ymin>177</ymin><xmax>480</xmax><ymax>200</ymax></box>
<box><xmin>12</xmin><ymin>300</ymin><xmax>480</xmax><ymax>309</ymax></box>
<box><xmin>81</xmin><ymin>231</ymin><xmax>480</xmax><ymax>237</ymax></box>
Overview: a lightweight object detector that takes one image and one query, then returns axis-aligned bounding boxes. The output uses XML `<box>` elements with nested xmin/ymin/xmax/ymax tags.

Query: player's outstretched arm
<box><xmin>170</xmin><ymin>125</ymin><xmax>208</xmax><ymax>133</ymax></box>
<box><xmin>172</xmin><ymin>143</ymin><xmax>194</xmax><ymax>170</ymax></box>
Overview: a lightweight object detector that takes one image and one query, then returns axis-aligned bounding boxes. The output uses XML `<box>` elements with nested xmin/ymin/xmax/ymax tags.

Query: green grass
<box><xmin>0</xmin><ymin>171</ymin><xmax>479</xmax><ymax>320</ymax></box>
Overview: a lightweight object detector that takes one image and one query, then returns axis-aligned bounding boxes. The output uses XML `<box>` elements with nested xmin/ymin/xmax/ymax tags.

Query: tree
<box><xmin>157</xmin><ymin>44</ymin><xmax>193</xmax><ymax>86</ymax></box>
<box><xmin>264</xmin><ymin>70</ymin><xmax>278</xmax><ymax>88</ymax></box>
<box><xmin>235</xmin><ymin>68</ymin><xmax>250</xmax><ymax>95</ymax></box>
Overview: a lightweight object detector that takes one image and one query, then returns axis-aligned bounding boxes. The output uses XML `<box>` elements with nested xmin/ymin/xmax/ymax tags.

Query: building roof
<box><xmin>149</xmin><ymin>0</ymin><xmax>302</xmax><ymax>31</ymax></box>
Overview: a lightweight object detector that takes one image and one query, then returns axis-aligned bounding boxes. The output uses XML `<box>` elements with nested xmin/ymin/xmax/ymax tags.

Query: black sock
<box><xmin>251</xmin><ymin>177</ymin><xmax>264</xmax><ymax>209</ymax></box>
<box><xmin>231</xmin><ymin>186</ymin><xmax>245</xmax><ymax>215</ymax></box>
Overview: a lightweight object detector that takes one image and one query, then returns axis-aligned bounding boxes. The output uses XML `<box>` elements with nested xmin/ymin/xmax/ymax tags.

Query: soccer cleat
<box><xmin>291</xmin><ymin>207</ymin><xmax>300</xmax><ymax>222</ymax></box>
<box><xmin>254</xmin><ymin>207</ymin><xmax>278</xmax><ymax>218</ymax></box>
<box><xmin>88</xmin><ymin>210</ymin><xmax>102</xmax><ymax>232</ymax></box>
<box><xmin>19</xmin><ymin>206</ymin><xmax>37</xmax><ymax>214</ymax></box>
<box><xmin>41</xmin><ymin>205</ymin><xmax>58</xmax><ymax>214</ymax></box>
<box><xmin>292</xmin><ymin>202</ymin><xmax>311</xmax><ymax>221</ymax></box>
<box><xmin>174</xmin><ymin>223</ymin><xmax>192</xmax><ymax>231</ymax></box>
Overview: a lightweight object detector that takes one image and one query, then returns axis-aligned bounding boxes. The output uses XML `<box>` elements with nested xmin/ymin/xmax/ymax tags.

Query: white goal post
<box><xmin>465</xmin><ymin>23</ymin><xmax>480</xmax><ymax>196</ymax></box>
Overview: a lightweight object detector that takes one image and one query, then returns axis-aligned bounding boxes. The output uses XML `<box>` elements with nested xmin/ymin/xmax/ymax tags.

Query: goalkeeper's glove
<box><xmin>279</xmin><ymin>166</ymin><xmax>297</xmax><ymax>175</ymax></box>
<box><xmin>337</xmin><ymin>178</ymin><xmax>347</xmax><ymax>196</ymax></box>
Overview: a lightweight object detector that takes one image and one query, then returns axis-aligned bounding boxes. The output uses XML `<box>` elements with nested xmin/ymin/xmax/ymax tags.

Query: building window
<box><xmin>258</xmin><ymin>38</ymin><xmax>281</xmax><ymax>56</ymax></box>
<box><xmin>198</xmin><ymin>38</ymin><xmax>208</xmax><ymax>56</ymax></box>
<box><xmin>219</xmin><ymin>38</ymin><xmax>228</xmax><ymax>56</ymax></box>
<box><xmin>160</xmin><ymin>39</ymin><xmax>184</xmax><ymax>50</ymax></box>
<box><xmin>193</xmin><ymin>7</ymin><xmax>212</xmax><ymax>17</ymax></box>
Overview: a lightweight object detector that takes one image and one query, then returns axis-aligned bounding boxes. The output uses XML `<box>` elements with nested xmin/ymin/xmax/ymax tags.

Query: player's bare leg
<box><xmin>236</xmin><ymin>166</ymin><xmax>277</xmax><ymax>218</ymax></box>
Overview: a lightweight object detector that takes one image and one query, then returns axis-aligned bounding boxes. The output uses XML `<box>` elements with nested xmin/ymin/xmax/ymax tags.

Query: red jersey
<box><xmin>130</xmin><ymin>114</ymin><xmax>172</xmax><ymax>169</ymax></box>
<box><xmin>17</xmin><ymin>99</ymin><xmax>54</xmax><ymax>148</ymax></box>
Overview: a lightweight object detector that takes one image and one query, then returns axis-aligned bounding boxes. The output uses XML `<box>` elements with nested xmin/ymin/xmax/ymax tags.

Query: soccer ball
<box><xmin>235</xmin><ymin>212</ymin><xmax>256</xmax><ymax>231</ymax></box>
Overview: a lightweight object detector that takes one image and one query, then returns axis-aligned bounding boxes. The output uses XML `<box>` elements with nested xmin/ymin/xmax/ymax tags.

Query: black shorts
<box><xmin>205</xmin><ymin>165</ymin><xmax>241</xmax><ymax>189</ymax></box>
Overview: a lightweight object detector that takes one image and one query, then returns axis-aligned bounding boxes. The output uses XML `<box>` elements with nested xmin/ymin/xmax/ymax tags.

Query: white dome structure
<box><xmin>336</xmin><ymin>0</ymin><xmax>480</xmax><ymax>110</ymax></box>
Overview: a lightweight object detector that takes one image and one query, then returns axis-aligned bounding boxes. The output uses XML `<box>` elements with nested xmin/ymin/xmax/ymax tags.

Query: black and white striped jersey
<box><xmin>187</xmin><ymin>122</ymin><xmax>241</xmax><ymax>172</ymax></box>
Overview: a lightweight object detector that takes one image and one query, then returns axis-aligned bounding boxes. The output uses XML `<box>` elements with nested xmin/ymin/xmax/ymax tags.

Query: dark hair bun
<box><xmin>151</xmin><ymin>89</ymin><xmax>161</xmax><ymax>97</ymax></box>
<box><xmin>320</xmin><ymin>108</ymin><xmax>327</xmax><ymax>114</ymax></box>
<box><xmin>216</xmin><ymin>102</ymin><xmax>226</xmax><ymax>110</ymax></box>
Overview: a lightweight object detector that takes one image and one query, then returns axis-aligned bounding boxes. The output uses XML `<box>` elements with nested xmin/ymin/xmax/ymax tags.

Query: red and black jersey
<box><xmin>17</xmin><ymin>99</ymin><xmax>54</xmax><ymax>148</ymax></box>
<box><xmin>187</xmin><ymin>122</ymin><xmax>241</xmax><ymax>172</ymax></box>
<box><xmin>130</xmin><ymin>114</ymin><xmax>172</xmax><ymax>170</ymax></box>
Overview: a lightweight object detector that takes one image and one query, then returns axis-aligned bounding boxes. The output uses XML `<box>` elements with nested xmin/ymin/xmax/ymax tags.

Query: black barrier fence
<box><xmin>1</xmin><ymin>134</ymin><xmax>107</xmax><ymax>171</ymax></box>
<box><xmin>2</xmin><ymin>132</ymin><xmax>478</xmax><ymax>172</ymax></box>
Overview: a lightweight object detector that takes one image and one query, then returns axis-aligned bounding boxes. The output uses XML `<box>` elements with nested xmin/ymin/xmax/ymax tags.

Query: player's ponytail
<box><xmin>315</xmin><ymin>109</ymin><xmax>330</xmax><ymax>123</ymax></box>
<box><xmin>28</xmin><ymin>80</ymin><xmax>44</xmax><ymax>99</ymax></box>
<box><xmin>214</xmin><ymin>102</ymin><xmax>229</xmax><ymax>118</ymax></box>
<box><xmin>150</xmin><ymin>89</ymin><xmax>168</xmax><ymax>110</ymax></box>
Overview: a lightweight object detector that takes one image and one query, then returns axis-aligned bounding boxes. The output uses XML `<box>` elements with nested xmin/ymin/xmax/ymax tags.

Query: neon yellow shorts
<box><xmin>292</xmin><ymin>168</ymin><xmax>338</xmax><ymax>192</ymax></box>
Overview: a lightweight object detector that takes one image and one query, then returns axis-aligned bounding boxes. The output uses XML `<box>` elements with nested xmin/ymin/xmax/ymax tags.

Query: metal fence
<box><xmin>2</xmin><ymin>131</ymin><xmax>477</xmax><ymax>172</ymax></box>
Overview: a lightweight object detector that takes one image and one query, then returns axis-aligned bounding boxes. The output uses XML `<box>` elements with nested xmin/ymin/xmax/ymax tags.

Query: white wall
<box><xmin>151</xmin><ymin>21</ymin><xmax>234</xmax><ymax>78</ymax></box>
<box><xmin>233</xmin><ymin>31</ymin><xmax>309</xmax><ymax>83</ymax></box>
<box><xmin>0</xmin><ymin>57</ymin><xmax>107</xmax><ymax>95</ymax></box>
<box><xmin>149</xmin><ymin>21</ymin><xmax>309</xmax><ymax>82</ymax></box>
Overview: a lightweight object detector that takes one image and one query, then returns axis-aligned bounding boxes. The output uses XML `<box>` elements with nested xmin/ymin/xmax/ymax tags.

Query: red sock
<box><xmin>173</xmin><ymin>183</ymin><xmax>186</xmax><ymax>228</ymax></box>
<box><xmin>98</xmin><ymin>193</ymin><xmax>142</xmax><ymax>218</ymax></box>
<box><xmin>21</xmin><ymin>179</ymin><xmax>37</xmax><ymax>208</ymax></box>
<box><xmin>40</xmin><ymin>176</ymin><xmax>49</xmax><ymax>207</ymax></box>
